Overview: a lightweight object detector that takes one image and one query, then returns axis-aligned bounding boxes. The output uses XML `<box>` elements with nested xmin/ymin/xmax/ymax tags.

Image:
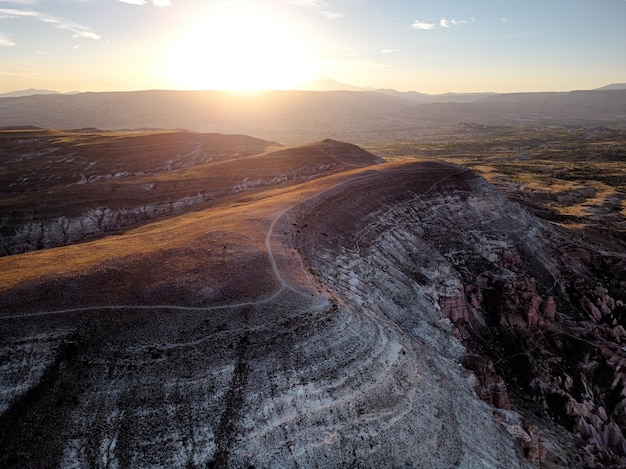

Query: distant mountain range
<box><xmin>3</xmin><ymin>81</ymin><xmax>625</xmax><ymax>101</ymax></box>
<box><xmin>0</xmin><ymin>88</ymin><xmax>61</xmax><ymax>98</ymax></box>
<box><xmin>1</xmin><ymin>85</ymin><xmax>625</xmax><ymax>144</ymax></box>
<box><xmin>594</xmin><ymin>83</ymin><xmax>626</xmax><ymax>91</ymax></box>
<box><xmin>300</xmin><ymin>77</ymin><xmax>626</xmax><ymax>98</ymax></box>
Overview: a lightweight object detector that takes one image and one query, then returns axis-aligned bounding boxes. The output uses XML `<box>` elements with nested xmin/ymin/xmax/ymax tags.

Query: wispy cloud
<box><xmin>412</xmin><ymin>16</ymin><xmax>474</xmax><ymax>30</ymax></box>
<box><xmin>440</xmin><ymin>17</ymin><xmax>469</xmax><ymax>28</ymax></box>
<box><xmin>0</xmin><ymin>8</ymin><xmax>101</xmax><ymax>39</ymax></box>
<box><xmin>1</xmin><ymin>1</ymin><xmax>38</xmax><ymax>4</ymax></box>
<box><xmin>321</xmin><ymin>10</ymin><xmax>342</xmax><ymax>19</ymax></box>
<box><xmin>380</xmin><ymin>49</ymin><xmax>399</xmax><ymax>54</ymax></box>
<box><xmin>499</xmin><ymin>17</ymin><xmax>509</xmax><ymax>23</ymax></box>
<box><xmin>0</xmin><ymin>34</ymin><xmax>16</xmax><ymax>47</ymax></box>
<box><xmin>410</xmin><ymin>20</ymin><xmax>437</xmax><ymax>30</ymax></box>
<box><xmin>119</xmin><ymin>0</ymin><xmax>173</xmax><ymax>6</ymax></box>
<box><xmin>283</xmin><ymin>0</ymin><xmax>343</xmax><ymax>20</ymax></box>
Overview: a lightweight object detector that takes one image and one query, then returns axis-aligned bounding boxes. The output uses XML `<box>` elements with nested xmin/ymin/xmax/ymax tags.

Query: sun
<box><xmin>165</xmin><ymin>5</ymin><xmax>318</xmax><ymax>91</ymax></box>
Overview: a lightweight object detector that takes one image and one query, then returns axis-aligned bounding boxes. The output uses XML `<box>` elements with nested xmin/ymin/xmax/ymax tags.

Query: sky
<box><xmin>0</xmin><ymin>0</ymin><xmax>625</xmax><ymax>94</ymax></box>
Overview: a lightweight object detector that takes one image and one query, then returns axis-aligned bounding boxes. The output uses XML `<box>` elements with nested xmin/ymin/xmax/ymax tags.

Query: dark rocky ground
<box><xmin>294</xmin><ymin>159</ymin><xmax>626</xmax><ymax>467</ymax></box>
<box><xmin>1</xmin><ymin>128</ymin><xmax>625</xmax><ymax>467</ymax></box>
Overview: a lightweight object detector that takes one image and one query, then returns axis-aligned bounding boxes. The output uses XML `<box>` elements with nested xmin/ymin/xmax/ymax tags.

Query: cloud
<box><xmin>283</xmin><ymin>0</ymin><xmax>343</xmax><ymax>19</ymax></box>
<box><xmin>412</xmin><ymin>16</ymin><xmax>474</xmax><ymax>30</ymax></box>
<box><xmin>119</xmin><ymin>0</ymin><xmax>173</xmax><ymax>6</ymax></box>
<box><xmin>0</xmin><ymin>34</ymin><xmax>16</xmax><ymax>46</ymax></box>
<box><xmin>1</xmin><ymin>0</ymin><xmax>38</xmax><ymax>4</ymax></box>
<box><xmin>440</xmin><ymin>18</ymin><xmax>470</xmax><ymax>28</ymax></box>
<box><xmin>411</xmin><ymin>20</ymin><xmax>437</xmax><ymax>30</ymax></box>
<box><xmin>0</xmin><ymin>8</ymin><xmax>101</xmax><ymax>39</ymax></box>
<box><xmin>321</xmin><ymin>10</ymin><xmax>342</xmax><ymax>19</ymax></box>
<box><xmin>380</xmin><ymin>49</ymin><xmax>399</xmax><ymax>54</ymax></box>
<box><xmin>499</xmin><ymin>17</ymin><xmax>509</xmax><ymax>23</ymax></box>
<box><xmin>0</xmin><ymin>8</ymin><xmax>37</xmax><ymax>19</ymax></box>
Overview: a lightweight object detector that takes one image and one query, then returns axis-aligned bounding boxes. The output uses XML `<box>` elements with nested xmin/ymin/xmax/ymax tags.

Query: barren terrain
<box><xmin>0</xmin><ymin>129</ymin><xmax>381</xmax><ymax>256</ymax></box>
<box><xmin>1</xmin><ymin>126</ymin><xmax>626</xmax><ymax>467</ymax></box>
<box><xmin>2</xmin><ymin>89</ymin><xmax>625</xmax><ymax>145</ymax></box>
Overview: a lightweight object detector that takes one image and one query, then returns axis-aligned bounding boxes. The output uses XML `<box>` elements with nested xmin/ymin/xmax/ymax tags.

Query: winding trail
<box><xmin>1</xmin><ymin>163</ymin><xmax>372</xmax><ymax>321</ymax></box>
<box><xmin>1</xmin><ymin>158</ymin><xmax>542</xmax><ymax>468</ymax></box>
<box><xmin>1</xmin><ymin>161</ymin><xmax>470</xmax><ymax>322</ymax></box>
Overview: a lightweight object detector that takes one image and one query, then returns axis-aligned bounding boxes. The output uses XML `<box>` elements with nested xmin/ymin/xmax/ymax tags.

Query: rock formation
<box><xmin>294</xmin><ymin>160</ymin><xmax>626</xmax><ymax>467</ymax></box>
<box><xmin>1</xmin><ymin>148</ymin><xmax>625</xmax><ymax>467</ymax></box>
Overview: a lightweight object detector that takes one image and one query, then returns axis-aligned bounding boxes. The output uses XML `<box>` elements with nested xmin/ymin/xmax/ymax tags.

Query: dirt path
<box><xmin>1</xmin><ymin>161</ymin><xmax>472</xmax><ymax>322</ymax></box>
<box><xmin>1</xmin><ymin>167</ymin><xmax>367</xmax><ymax>320</ymax></box>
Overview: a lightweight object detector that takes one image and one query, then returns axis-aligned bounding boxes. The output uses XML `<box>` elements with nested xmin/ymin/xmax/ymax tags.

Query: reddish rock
<box><xmin>502</xmin><ymin>247</ymin><xmax>522</xmax><ymax>271</ymax></box>
<box><xmin>465</xmin><ymin>283</ymin><xmax>483</xmax><ymax>309</ymax></box>
<box><xmin>507</xmin><ymin>314</ymin><xmax>528</xmax><ymax>328</ymax></box>
<box><xmin>598</xmin><ymin>298</ymin><xmax>613</xmax><ymax>316</ymax></box>
<box><xmin>522</xmin><ymin>423</ymin><xmax>547</xmax><ymax>465</ymax></box>
<box><xmin>462</xmin><ymin>355</ymin><xmax>510</xmax><ymax>409</ymax></box>
<box><xmin>541</xmin><ymin>296</ymin><xmax>556</xmax><ymax>319</ymax></box>
<box><xmin>525</xmin><ymin>295</ymin><xmax>543</xmax><ymax>326</ymax></box>
<box><xmin>581</xmin><ymin>296</ymin><xmax>603</xmax><ymax>321</ymax></box>
<box><xmin>612</xmin><ymin>326</ymin><xmax>626</xmax><ymax>342</ymax></box>
<box><xmin>440</xmin><ymin>294</ymin><xmax>469</xmax><ymax>323</ymax></box>
<box><xmin>598</xmin><ymin>407</ymin><xmax>609</xmax><ymax>423</ymax></box>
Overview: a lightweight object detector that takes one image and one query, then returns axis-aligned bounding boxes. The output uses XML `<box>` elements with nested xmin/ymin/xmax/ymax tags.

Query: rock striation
<box><xmin>1</xmin><ymin>156</ymin><xmax>625</xmax><ymax>467</ymax></box>
<box><xmin>0</xmin><ymin>131</ymin><xmax>380</xmax><ymax>256</ymax></box>
<box><xmin>294</xmin><ymin>160</ymin><xmax>626</xmax><ymax>467</ymax></box>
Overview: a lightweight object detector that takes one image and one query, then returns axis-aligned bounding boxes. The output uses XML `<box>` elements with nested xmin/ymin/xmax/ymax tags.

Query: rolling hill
<box><xmin>1</xmin><ymin>131</ymin><xmax>626</xmax><ymax>467</ymax></box>
<box><xmin>0</xmin><ymin>128</ymin><xmax>380</xmax><ymax>255</ymax></box>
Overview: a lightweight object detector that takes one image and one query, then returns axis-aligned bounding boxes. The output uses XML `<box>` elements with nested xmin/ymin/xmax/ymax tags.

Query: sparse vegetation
<box><xmin>1</xmin><ymin>119</ymin><xmax>626</xmax><ymax>467</ymax></box>
<box><xmin>372</xmin><ymin>125</ymin><xmax>626</xmax><ymax>253</ymax></box>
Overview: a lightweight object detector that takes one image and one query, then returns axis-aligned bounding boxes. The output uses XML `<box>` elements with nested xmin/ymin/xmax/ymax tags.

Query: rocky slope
<box><xmin>0</xmin><ymin>153</ymin><xmax>624</xmax><ymax>467</ymax></box>
<box><xmin>294</xmin><ymin>161</ymin><xmax>626</xmax><ymax>467</ymax></box>
<box><xmin>0</xmin><ymin>130</ymin><xmax>380</xmax><ymax>256</ymax></box>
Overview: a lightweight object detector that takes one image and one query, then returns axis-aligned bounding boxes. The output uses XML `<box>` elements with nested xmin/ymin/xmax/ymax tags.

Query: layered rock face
<box><xmin>1</xmin><ymin>130</ymin><xmax>379</xmax><ymax>256</ymax></box>
<box><xmin>0</xmin><ymin>161</ymin><xmax>536</xmax><ymax>468</ymax></box>
<box><xmin>1</xmin><ymin>158</ymin><xmax>624</xmax><ymax>467</ymax></box>
<box><xmin>294</xmin><ymin>161</ymin><xmax>626</xmax><ymax>467</ymax></box>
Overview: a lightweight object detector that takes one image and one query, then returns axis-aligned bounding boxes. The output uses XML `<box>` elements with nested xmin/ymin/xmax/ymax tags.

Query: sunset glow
<box><xmin>0</xmin><ymin>1</ymin><xmax>624</xmax><ymax>94</ymax></box>
<box><xmin>165</xmin><ymin>4</ymin><xmax>318</xmax><ymax>90</ymax></box>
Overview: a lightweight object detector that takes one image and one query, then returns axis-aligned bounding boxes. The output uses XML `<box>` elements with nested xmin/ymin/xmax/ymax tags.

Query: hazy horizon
<box><xmin>2</xmin><ymin>74</ymin><xmax>625</xmax><ymax>97</ymax></box>
<box><xmin>0</xmin><ymin>1</ymin><xmax>625</xmax><ymax>95</ymax></box>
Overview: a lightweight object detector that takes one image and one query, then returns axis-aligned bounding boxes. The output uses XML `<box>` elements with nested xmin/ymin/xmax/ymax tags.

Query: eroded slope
<box><xmin>294</xmin><ymin>160</ymin><xmax>626</xmax><ymax>467</ymax></box>
<box><xmin>3</xmin><ymin>149</ymin><xmax>624</xmax><ymax>467</ymax></box>
<box><xmin>0</xmin><ymin>130</ymin><xmax>379</xmax><ymax>256</ymax></box>
<box><xmin>1</xmin><ymin>160</ymin><xmax>534</xmax><ymax>468</ymax></box>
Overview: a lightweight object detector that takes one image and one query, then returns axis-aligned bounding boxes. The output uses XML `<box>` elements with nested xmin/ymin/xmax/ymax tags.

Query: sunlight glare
<box><xmin>166</xmin><ymin>5</ymin><xmax>317</xmax><ymax>91</ymax></box>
